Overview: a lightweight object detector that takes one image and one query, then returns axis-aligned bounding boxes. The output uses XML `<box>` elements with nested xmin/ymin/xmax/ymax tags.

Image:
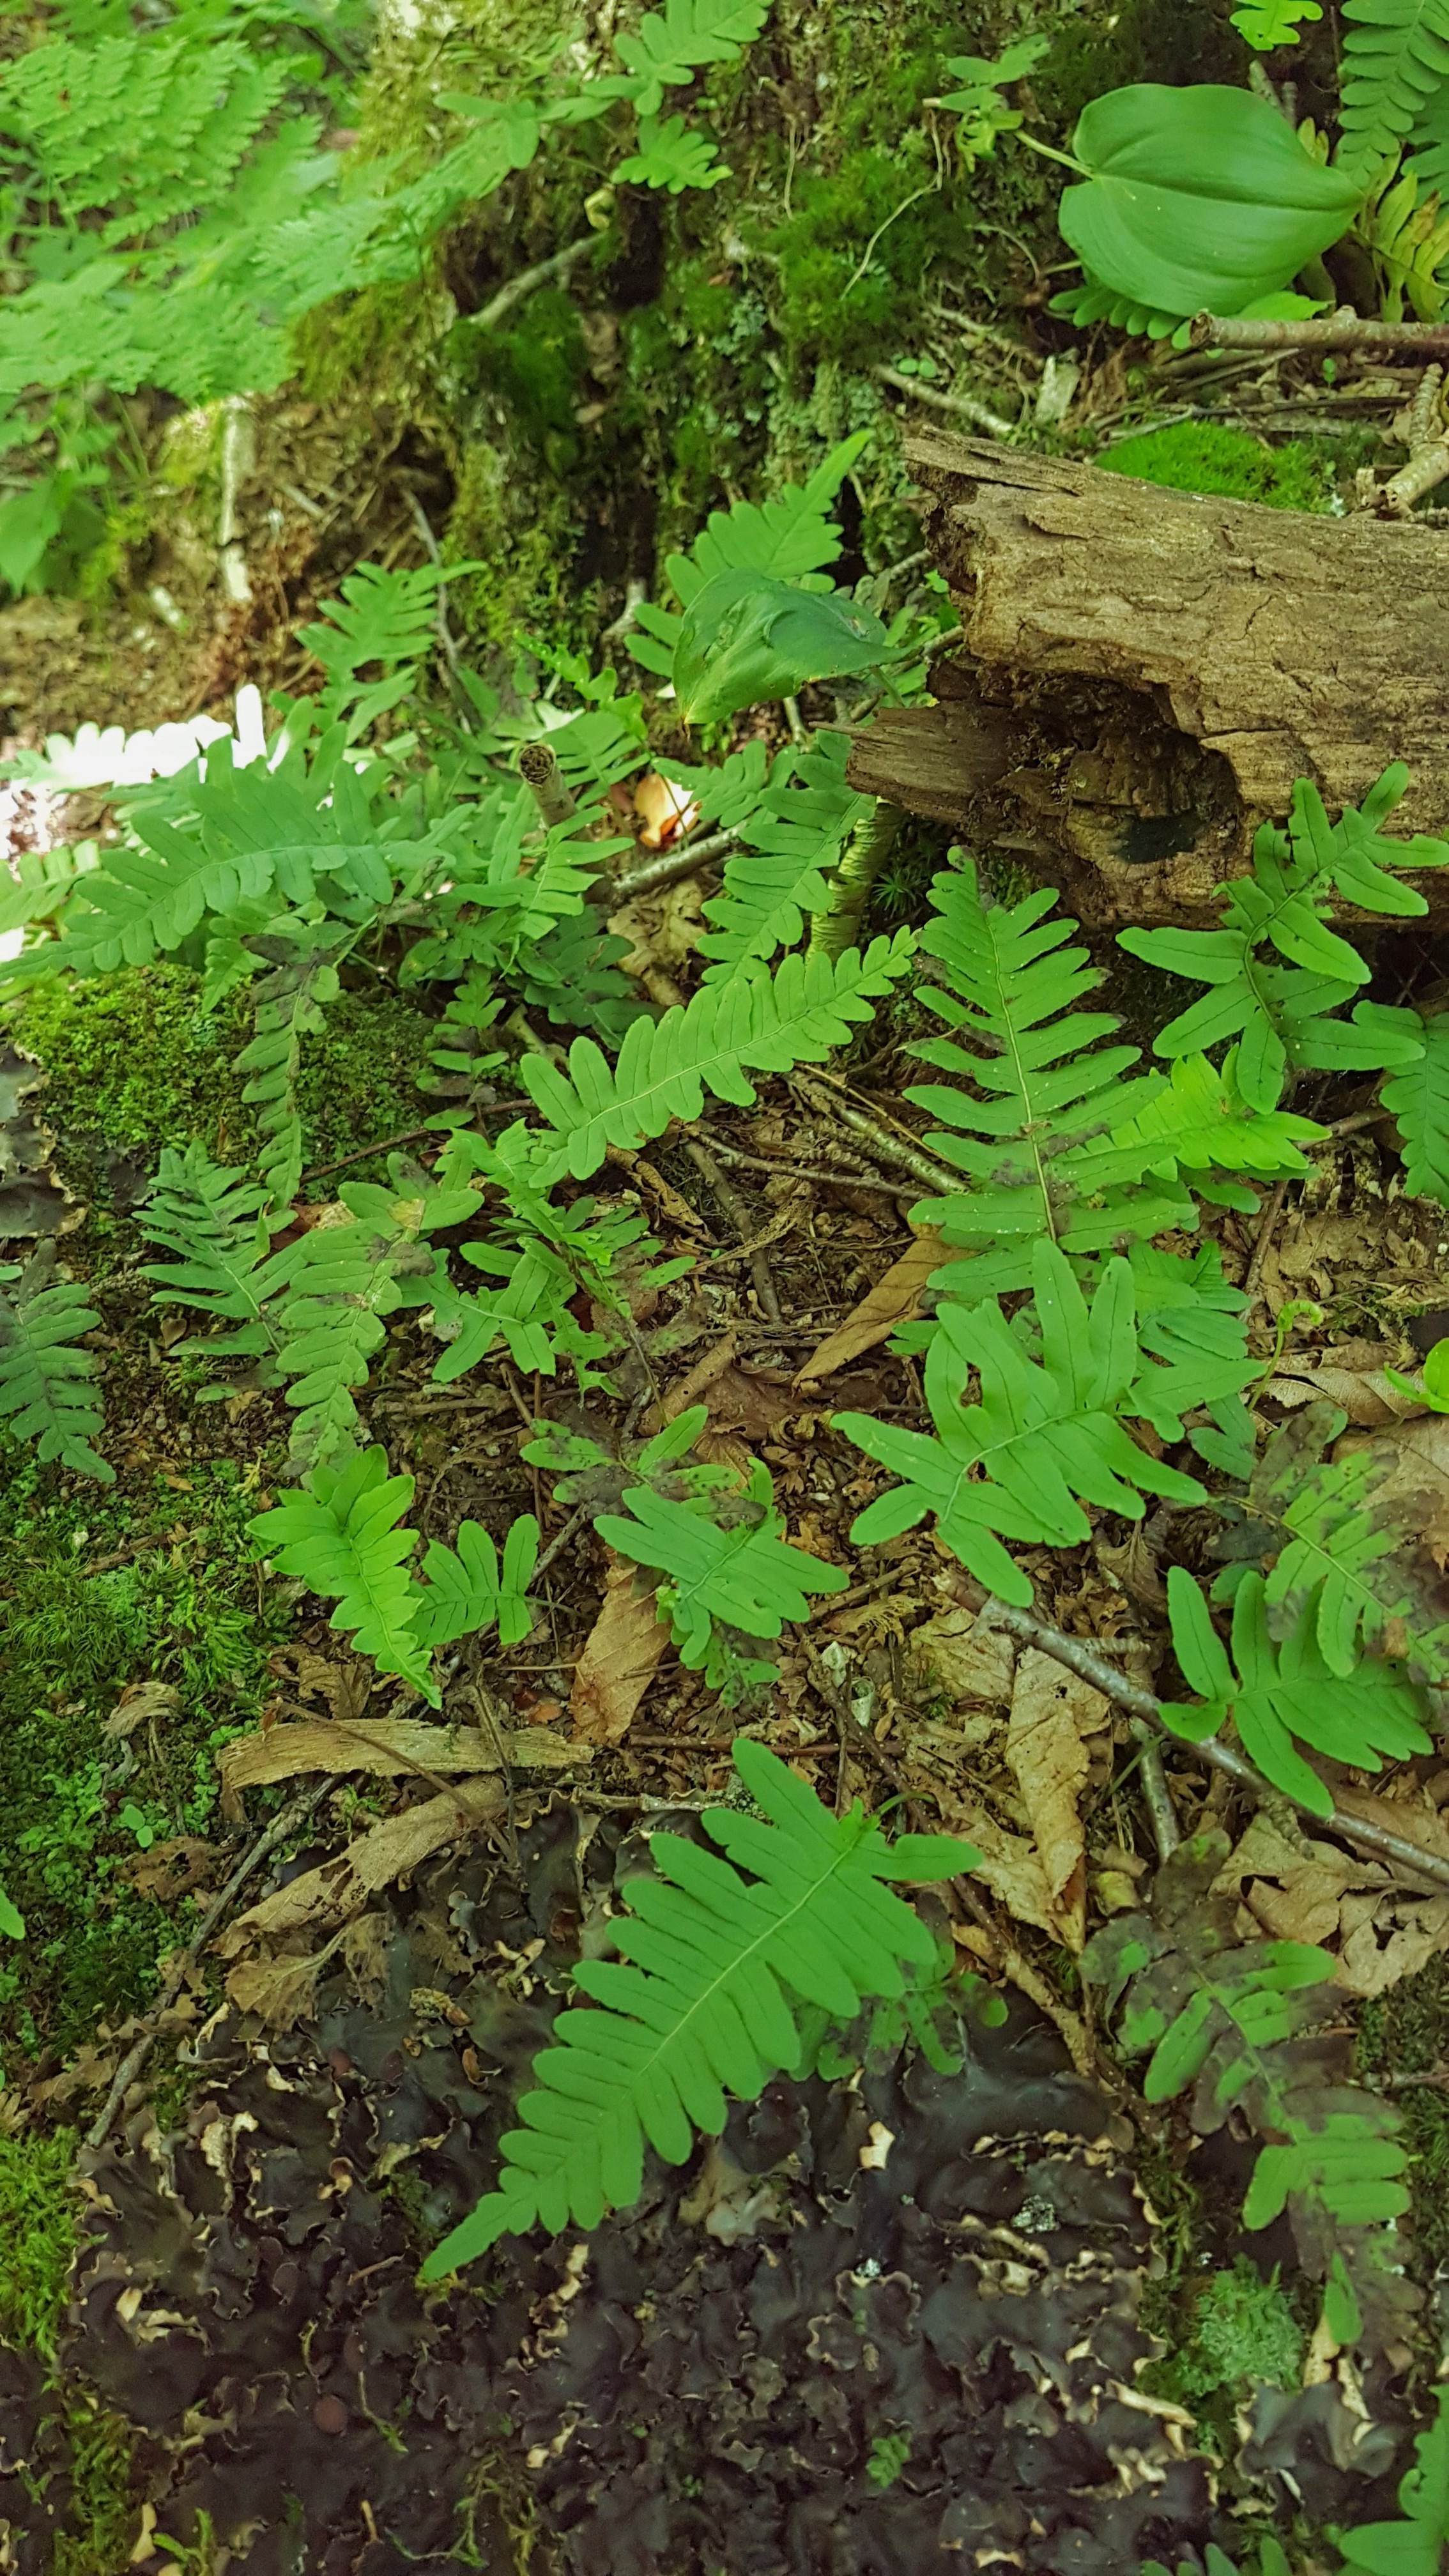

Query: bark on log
<box><xmin>847</xmin><ymin>430</ymin><xmax>1449</xmax><ymax>926</ymax></box>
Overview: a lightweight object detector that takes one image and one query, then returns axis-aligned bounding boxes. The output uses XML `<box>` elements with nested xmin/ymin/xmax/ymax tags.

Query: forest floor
<box><xmin>3</xmin><ymin>0</ymin><xmax>1449</xmax><ymax>2570</ymax></box>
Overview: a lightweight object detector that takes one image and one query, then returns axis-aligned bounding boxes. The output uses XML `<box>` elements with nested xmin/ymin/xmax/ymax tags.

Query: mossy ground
<box><xmin>1096</xmin><ymin>421</ymin><xmax>1338</xmax><ymax>514</ymax></box>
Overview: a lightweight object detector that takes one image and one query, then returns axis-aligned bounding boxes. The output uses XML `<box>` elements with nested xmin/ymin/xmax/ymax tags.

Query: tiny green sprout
<box><xmin>866</xmin><ymin>2430</ymin><xmax>912</xmax><ymax>2490</ymax></box>
<box><xmin>116</xmin><ymin>1802</ymin><xmax>156</xmax><ymax>1851</ymax></box>
<box><xmin>0</xmin><ymin>1883</ymin><xmax>23</xmax><ymax>1941</ymax></box>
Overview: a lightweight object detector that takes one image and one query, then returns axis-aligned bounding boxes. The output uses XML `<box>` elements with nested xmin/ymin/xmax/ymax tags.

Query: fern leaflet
<box><xmin>613</xmin><ymin>0</ymin><xmax>770</xmax><ymax>113</ymax></box>
<box><xmin>412</xmin><ymin>1515</ymin><xmax>539</xmax><ymax>1651</ymax></box>
<box><xmin>1338</xmin><ymin>0</ymin><xmax>1449</xmax><ymax>166</ymax></box>
<box><xmin>630</xmin><ymin>434</ymin><xmax>866</xmax><ymax>675</ymax></box>
<box><xmin>837</xmin><ymin>1238</ymin><xmax>1205</xmax><ymax>1606</ymax></box>
<box><xmin>1162</xmin><ymin>1565</ymin><xmax>1430</xmax><ymax>1817</ymax></box>
<box><xmin>1381</xmin><ymin>1007</ymin><xmax>1449</xmax><ymax>1202</ymax></box>
<box><xmin>140</xmin><ymin>1144</ymin><xmax>291</xmax><ymax>1358</ymax></box>
<box><xmin>697</xmin><ymin>729</ymin><xmax>873</xmax><ymax>980</ymax></box>
<box><xmin>236</xmin><ymin>933</ymin><xmax>346</xmax><ymax>1214</ymax></box>
<box><xmin>0</xmin><ymin>1243</ymin><xmax>110</xmax><ymax>1481</ymax></box>
<box><xmin>1339</xmin><ymin>2387</ymin><xmax>1449</xmax><ymax>2575</ymax></box>
<box><xmin>1230</xmin><ymin>0</ymin><xmax>1322</xmax><ymax>43</ymax></box>
<box><xmin>521</xmin><ymin>932</ymin><xmax>914</xmax><ymax>1179</ymax></box>
<box><xmin>418</xmin><ymin>1736</ymin><xmax>977</xmax><ymax>2276</ymax></box>
<box><xmin>251</xmin><ymin>1446</ymin><xmax>435</xmax><ymax>1703</ymax></box>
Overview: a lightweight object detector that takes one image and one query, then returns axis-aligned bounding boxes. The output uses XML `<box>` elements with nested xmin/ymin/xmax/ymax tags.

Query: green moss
<box><xmin>56</xmin><ymin>2399</ymin><xmax>139</xmax><ymax>2576</ymax></box>
<box><xmin>0</xmin><ymin>2127</ymin><xmax>77</xmax><ymax>2356</ymax></box>
<box><xmin>0</xmin><ymin>1457</ymin><xmax>292</xmax><ymax>2074</ymax></box>
<box><xmin>1096</xmin><ymin>422</ymin><xmax>1335</xmax><ymax>512</ymax></box>
<box><xmin>9</xmin><ymin>968</ymin><xmax>436</xmax><ymax>1195</ymax></box>
<box><xmin>1358</xmin><ymin>1957</ymin><xmax>1449</xmax><ymax>2274</ymax></box>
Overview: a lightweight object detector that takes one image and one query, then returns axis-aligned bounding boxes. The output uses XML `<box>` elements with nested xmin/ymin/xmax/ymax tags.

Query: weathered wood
<box><xmin>847</xmin><ymin>429</ymin><xmax>1449</xmax><ymax>926</ymax></box>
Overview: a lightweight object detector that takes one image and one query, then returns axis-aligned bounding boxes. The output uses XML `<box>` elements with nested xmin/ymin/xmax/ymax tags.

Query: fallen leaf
<box><xmin>570</xmin><ymin>1553</ymin><xmax>669</xmax><ymax>1745</ymax></box>
<box><xmin>797</xmin><ymin>1231</ymin><xmax>970</xmax><ymax>1381</ymax></box>
<box><xmin>1004</xmin><ymin>1650</ymin><xmax>1111</xmax><ymax>1953</ymax></box>
<box><xmin>215</xmin><ymin>1777</ymin><xmax>505</xmax><ymax>1952</ymax></box>
<box><xmin>609</xmin><ymin>877</ymin><xmax>705</xmax><ymax>981</ymax></box>
<box><xmin>219</xmin><ymin>1717</ymin><xmax>588</xmax><ymax>1793</ymax></box>
<box><xmin>102</xmin><ymin>1680</ymin><xmax>181</xmax><ymax>1740</ymax></box>
<box><xmin>1218</xmin><ymin>1806</ymin><xmax>1449</xmax><ymax>1996</ymax></box>
<box><xmin>118</xmin><ymin>1836</ymin><xmax>220</xmax><ymax>1904</ymax></box>
<box><xmin>1335</xmin><ymin>1414</ymin><xmax>1449</xmax><ymax>1566</ymax></box>
<box><xmin>938</xmin><ymin>1799</ymin><xmax>1061</xmax><ymax>1938</ymax></box>
<box><xmin>912</xmin><ymin>1607</ymin><xmax>1016</xmax><ymax>1707</ymax></box>
<box><xmin>1268</xmin><ymin>1362</ymin><xmax>1420</xmax><ymax>1427</ymax></box>
<box><xmin>226</xmin><ymin>1943</ymin><xmax>341</xmax><ymax>2030</ymax></box>
<box><xmin>647</xmin><ymin>1332</ymin><xmax>738</xmax><ymax>1430</ymax></box>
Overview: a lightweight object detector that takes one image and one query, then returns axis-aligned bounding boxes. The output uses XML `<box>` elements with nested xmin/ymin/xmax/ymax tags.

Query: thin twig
<box><xmin>958</xmin><ymin>1584</ymin><xmax>1449</xmax><ymax>1897</ymax></box>
<box><xmin>532</xmin><ymin>1500</ymin><xmax>594</xmax><ymax>1588</ymax></box>
<box><xmin>1191</xmin><ymin>309</ymin><xmax>1449</xmax><ymax>355</ymax></box>
<box><xmin>874</xmin><ymin>364</ymin><xmax>1020</xmax><ymax>443</ymax></box>
<box><xmin>1245</xmin><ymin>1177</ymin><xmax>1290</xmax><ymax>1300</ymax></box>
<box><xmin>611</xmin><ymin>825</ymin><xmax>742</xmax><ymax>904</ymax></box>
<box><xmin>684</xmin><ymin>1138</ymin><xmax>783</xmax><ymax>1324</ymax></box>
<box><xmin>300</xmin><ymin>1103</ymin><xmax>516</xmax><ymax>1184</ymax></box>
<box><xmin>85</xmin><ymin>1779</ymin><xmax>332</xmax><ymax>2147</ymax></box>
<box><xmin>1131</xmin><ymin>1721</ymin><xmax>1180</xmax><ymax>1862</ymax></box>
<box><xmin>790</xmin><ymin>1071</ymin><xmax>956</xmax><ymax>1194</ymax></box>
<box><xmin>697</xmin><ymin>1134</ymin><xmax>909</xmax><ymax>1195</ymax></box>
<box><xmin>472</xmin><ymin>236</ymin><xmax>596</xmax><ymax>332</ymax></box>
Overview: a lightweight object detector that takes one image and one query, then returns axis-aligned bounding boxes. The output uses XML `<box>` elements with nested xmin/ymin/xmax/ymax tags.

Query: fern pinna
<box><xmin>419</xmin><ymin>1736</ymin><xmax>976</xmax><ymax>2278</ymax></box>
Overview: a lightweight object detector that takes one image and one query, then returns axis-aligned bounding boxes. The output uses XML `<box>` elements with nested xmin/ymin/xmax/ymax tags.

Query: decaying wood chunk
<box><xmin>847</xmin><ymin>429</ymin><xmax>1449</xmax><ymax>926</ymax></box>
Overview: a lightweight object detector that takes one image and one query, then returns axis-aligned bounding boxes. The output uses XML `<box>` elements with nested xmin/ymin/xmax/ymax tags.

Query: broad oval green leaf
<box><xmin>672</xmin><ymin>569</ymin><xmax>888</xmax><ymax>724</ymax></box>
<box><xmin>1059</xmin><ymin>84</ymin><xmax>1365</xmax><ymax>320</ymax></box>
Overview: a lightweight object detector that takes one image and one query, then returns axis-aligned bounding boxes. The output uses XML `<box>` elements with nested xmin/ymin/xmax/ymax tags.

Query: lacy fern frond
<box><xmin>236</xmin><ymin>933</ymin><xmax>346</xmax><ymax>1213</ymax></box>
<box><xmin>1212</xmin><ymin>1400</ymin><xmax>1449</xmax><ymax>1686</ymax></box>
<box><xmin>612</xmin><ymin>0</ymin><xmax>770</xmax><ymax>114</ymax></box>
<box><xmin>1162</xmin><ymin>1565</ymin><xmax>1431</xmax><ymax>1816</ymax></box>
<box><xmin>0</xmin><ymin>33</ymin><xmax>289</xmax><ymax>239</ymax></box>
<box><xmin>140</xmin><ymin>1144</ymin><xmax>290</xmax><ymax>1360</ymax></box>
<box><xmin>521</xmin><ymin>933</ymin><xmax>914</xmax><ymax>1179</ymax></box>
<box><xmin>1338</xmin><ymin>0</ymin><xmax>1449</xmax><ymax>166</ymax></box>
<box><xmin>629</xmin><ymin>435</ymin><xmax>866</xmax><ymax>675</ymax></box>
<box><xmin>0</xmin><ymin>1243</ymin><xmax>110</xmax><ymax>1481</ymax></box>
<box><xmin>1121</xmin><ymin>769</ymin><xmax>1445</xmax><ymax>1108</ymax></box>
<box><xmin>1084</xmin><ymin>1832</ymin><xmax>1415</xmax><ymax>2352</ymax></box>
<box><xmin>412</xmin><ymin>1514</ymin><xmax>539</xmax><ymax>1651</ymax></box>
<box><xmin>838</xmin><ymin>1238</ymin><xmax>1205</xmax><ymax>1605</ymax></box>
<box><xmin>419</xmin><ymin>1736</ymin><xmax>977</xmax><ymax>2276</ymax></box>
<box><xmin>296</xmin><ymin>560</ymin><xmax>482</xmax><ymax>738</ymax></box>
<box><xmin>1381</xmin><ymin>1008</ymin><xmax>1449</xmax><ymax>1202</ymax></box>
<box><xmin>251</xmin><ymin>1446</ymin><xmax>434</xmax><ymax>1702</ymax></box>
<box><xmin>696</xmin><ymin>730</ymin><xmax>873</xmax><ymax>980</ymax></box>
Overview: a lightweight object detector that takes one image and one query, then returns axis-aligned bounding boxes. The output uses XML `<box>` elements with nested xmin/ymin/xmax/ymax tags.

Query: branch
<box><xmin>1190</xmin><ymin>309</ymin><xmax>1449</xmax><ymax>355</ymax></box>
<box><xmin>471</xmin><ymin>235</ymin><xmax>597</xmax><ymax>333</ymax></box>
<box><xmin>874</xmin><ymin>365</ymin><xmax>1020</xmax><ymax>443</ymax></box>
<box><xmin>949</xmin><ymin>1579</ymin><xmax>1449</xmax><ymax>1898</ymax></box>
<box><xmin>611</xmin><ymin>824</ymin><xmax>742</xmax><ymax>903</ymax></box>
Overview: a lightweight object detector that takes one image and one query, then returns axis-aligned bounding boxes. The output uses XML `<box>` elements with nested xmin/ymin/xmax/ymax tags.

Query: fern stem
<box><xmin>470</xmin><ymin>234</ymin><xmax>597</xmax><ymax>333</ymax></box>
<box><xmin>518</xmin><ymin>742</ymin><xmax>576</xmax><ymax>829</ymax></box>
<box><xmin>808</xmin><ymin>799</ymin><xmax>904</xmax><ymax>963</ymax></box>
<box><xmin>612</xmin><ymin>825</ymin><xmax>742</xmax><ymax>903</ymax></box>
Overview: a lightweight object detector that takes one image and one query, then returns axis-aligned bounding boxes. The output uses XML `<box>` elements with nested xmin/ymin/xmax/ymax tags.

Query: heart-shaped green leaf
<box><xmin>1058</xmin><ymin>84</ymin><xmax>1365</xmax><ymax>319</ymax></box>
<box><xmin>671</xmin><ymin>570</ymin><xmax>888</xmax><ymax>724</ymax></box>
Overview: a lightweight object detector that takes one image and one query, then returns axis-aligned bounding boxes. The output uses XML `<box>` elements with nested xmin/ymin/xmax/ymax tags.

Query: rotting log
<box><xmin>847</xmin><ymin>429</ymin><xmax>1449</xmax><ymax>926</ymax></box>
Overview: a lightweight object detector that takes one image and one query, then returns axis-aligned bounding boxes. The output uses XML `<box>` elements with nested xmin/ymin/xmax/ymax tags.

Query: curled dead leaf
<box><xmin>102</xmin><ymin>1680</ymin><xmax>181</xmax><ymax>1740</ymax></box>
<box><xmin>215</xmin><ymin>1777</ymin><xmax>505</xmax><ymax>1952</ymax></box>
<box><xmin>1005</xmin><ymin>1651</ymin><xmax>1112</xmax><ymax>1954</ymax></box>
<box><xmin>219</xmin><ymin>1717</ymin><xmax>588</xmax><ymax>1795</ymax></box>
<box><xmin>797</xmin><ymin>1231</ymin><xmax>970</xmax><ymax>1381</ymax></box>
<box><xmin>569</xmin><ymin>1553</ymin><xmax>669</xmax><ymax>1745</ymax></box>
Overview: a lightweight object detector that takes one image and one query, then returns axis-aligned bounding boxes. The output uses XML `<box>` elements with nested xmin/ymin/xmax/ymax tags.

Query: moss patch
<box><xmin>1095</xmin><ymin>422</ymin><xmax>1335</xmax><ymax>512</ymax></box>
<box><xmin>0</xmin><ymin>2126</ymin><xmax>78</xmax><ymax>2356</ymax></box>
<box><xmin>1358</xmin><ymin>1957</ymin><xmax>1449</xmax><ymax>2278</ymax></box>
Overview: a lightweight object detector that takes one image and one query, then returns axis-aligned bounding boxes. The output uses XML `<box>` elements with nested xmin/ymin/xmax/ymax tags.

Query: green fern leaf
<box><xmin>1162</xmin><ymin>1567</ymin><xmax>1430</xmax><ymax>1816</ymax></box>
<box><xmin>297</xmin><ymin>558</ymin><xmax>484</xmax><ymax>736</ymax></box>
<box><xmin>418</xmin><ymin>1735</ymin><xmax>977</xmax><ymax>2275</ymax></box>
<box><xmin>251</xmin><ymin>1445</ymin><xmax>434</xmax><ymax>1701</ymax></box>
<box><xmin>236</xmin><ymin>935</ymin><xmax>345</xmax><ymax>1215</ymax></box>
<box><xmin>0</xmin><ymin>1243</ymin><xmax>111</xmax><ymax>1481</ymax></box>
<box><xmin>615</xmin><ymin>114</ymin><xmax>730</xmax><ymax>191</ymax></box>
<box><xmin>838</xmin><ymin>1238</ymin><xmax>1205</xmax><ymax>1605</ymax></box>
<box><xmin>412</xmin><ymin>1514</ymin><xmax>539</xmax><ymax>1650</ymax></box>
<box><xmin>631</xmin><ymin>434</ymin><xmax>866</xmax><ymax>670</ymax></box>
<box><xmin>613</xmin><ymin>0</ymin><xmax>770</xmax><ymax>116</ymax></box>
<box><xmin>1382</xmin><ymin>1008</ymin><xmax>1449</xmax><ymax>1202</ymax></box>
<box><xmin>139</xmin><ymin>1143</ymin><xmax>290</xmax><ymax>1360</ymax></box>
<box><xmin>1213</xmin><ymin>1400</ymin><xmax>1449</xmax><ymax>1685</ymax></box>
<box><xmin>429</xmin><ymin>1244</ymin><xmax>574</xmax><ymax>1382</ymax></box>
<box><xmin>597</xmin><ymin>1450</ymin><xmax>848</xmax><ymax>1665</ymax></box>
<box><xmin>697</xmin><ymin>730</ymin><xmax>871</xmax><ymax>980</ymax></box>
<box><xmin>1339</xmin><ymin>0</ymin><xmax>1449</xmax><ymax>165</ymax></box>
<box><xmin>521</xmin><ymin>932</ymin><xmax>914</xmax><ymax>1179</ymax></box>
<box><xmin>1231</xmin><ymin>0</ymin><xmax>1322</xmax><ymax>44</ymax></box>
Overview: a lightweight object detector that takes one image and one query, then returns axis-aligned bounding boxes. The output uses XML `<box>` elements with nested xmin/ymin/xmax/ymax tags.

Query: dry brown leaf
<box><xmin>569</xmin><ymin>1554</ymin><xmax>669</xmax><ymax>1745</ymax></box>
<box><xmin>648</xmin><ymin>1332</ymin><xmax>738</xmax><ymax>1429</ymax></box>
<box><xmin>226</xmin><ymin>1945</ymin><xmax>340</xmax><ymax>2030</ymax></box>
<box><xmin>118</xmin><ymin>1836</ymin><xmax>220</xmax><ymax>1905</ymax></box>
<box><xmin>1335</xmin><ymin>1414</ymin><xmax>1449</xmax><ymax>1566</ymax></box>
<box><xmin>1004</xmin><ymin>1650</ymin><xmax>1111</xmax><ymax>1953</ymax></box>
<box><xmin>218</xmin><ymin>1717</ymin><xmax>585</xmax><ymax>1794</ymax></box>
<box><xmin>797</xmin><ymin>1232</ymin><xmax>973</xmax><ymax>1381</ymax></box>
<box><xmin>1218</xmin><ymin>1808</ymin><xmax>1449</xmax><ymax>1997</ymax></box>
<box><xmin>608</xmin><ymin>877</ymin><xmax>705</xmax><ymax>980</ymax></box>
<box><xmin>102</xmin><ymin>1680</ymin><xmax>181</xmax><ymax>1740</ymax></box>
<box><xmin>215</xmin><ymin>1777</ymin><xmax>505</xmax><ymax>1952</ymax></box>
<box><xmin>1337</xmin><ymin>1900</ymin><xmax>1449</xmax><ymax>1997</ymax></box>
<box><xmin>1268</xmin><ymin>1363</ymin><xmax>1420</xmax><ymax>1427</ymax></box>
<box><xmin>911</xmin><ymin>1607</ymin><xmax>1015</xmax><ymax>1708</ymax></box>
<box><xmin>939</xmin><ymin>1800</ymin><xmax>1061</xmax><ymax>1938</ymax></box>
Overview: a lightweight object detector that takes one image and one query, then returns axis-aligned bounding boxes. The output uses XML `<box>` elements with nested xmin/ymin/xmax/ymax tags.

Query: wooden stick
<box><xmin>1190</xmin><ymin>310</ymin><xmax>1449</xmax><ymax>356</ymax></box>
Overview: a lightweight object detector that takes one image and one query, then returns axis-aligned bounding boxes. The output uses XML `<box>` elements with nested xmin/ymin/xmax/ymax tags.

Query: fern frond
<box><xmin>0</xmin><ymin>1244</ymin><xmax>111</xmax><ymax>1481</ymax></box>
<box><xmin>1162</xmin><ymin>1567</ymin><xmax>1430</xmax><ymax>1816</ymax></box>
<box><xmin>697</xmin><ymin>729</ymin><xmax>873</xmax><ymax>980</ymax></box>
<box><xmin>429</xmin><ymin>1243</ymin><xmax>575</xmax><ymax>1383</ymax></box>
<box><xmin>1121</xmin><ymin>770</ymin><xmax>1445</xmax><ymax>1108</ymax></box>
<box><xmin>0</xmin><ymin>34</ymin><xmax>289</xmax><ymax>236</ymax></box>
<box><xmin>1339</xmin><ymin>2388</ymin><xmax>1449</xmax><ymax>2575</ymax></box>
<box><xmin>296</xmin><ymin>560</ymin><xmax>483</xmax><ymax>737</ymax></box>
<box><xmin>412</xmin><ymin>1514</ymin><xmax>539</xmax><ymax>1650</ymax></box>
<box><xmin>521</xmin><ymin>932</ymin><xmax>914</xmax><ymax>1179</ymax></box>
<box><xmin>630</xmin><ymin>435</ymin><xmax>866</xmax><ymax>673</ymax></box>
<box><xmin>838</xmin><ymin>1238</ymin><xmax>1205</xmax><ymax>1605</ymax></box>
<box><xmin>1338</xmin><ymin>0</ymin><xmax>1449</xmax><ymax>165</ymax></box>
<box><xmin>1353</xmin><ymin>153</ymin><xmax>1449</xmax><ymax>319</ymax></box>
<box><xmin>1381</xmin><ymin>1008</ymin><xmax>1449</xmax><ymax>1202</ymax></box>
<box><xmin>598</xmin><ymin>1456</ymin><xmax>848</xmax><ymax>1669</ymax></box>
<box><xmin>236</xmin><ymin>937</ymin><xmax>344</xmax><ymax>1215</ymax></box>
<box><xmin>613</xmin><ymin>0</ymin><xmax>770</xmax><ymax>113</ymax></box>
<box><xmin>139</xmin><ymin>1143</ymin><xmax>290</xmax><ymax>1360</ymax></box>
<box><xmin>419</xmin><ymin>1736</ymin><xmax>977</xmax><ymax>2275</ymax></box>
<box><xmin>1084</xmin><ymin>1831</ymin><xmax>1415</xmax><ymax>2351</ymax></box>
<box><xmin>1213</xmin><ymin>1400</ymin><xmax>1449</xmax><ymax>1685</ymax></box>
<box><xmin>1231</xmin><ymin>0</ymin><xmax>1322</xmax><ymax>45</ymax></box>
<box><xmin>251</xmin><ymin>1446</ymin><xmax>434</xmax><ymax>1701</ymax></box>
